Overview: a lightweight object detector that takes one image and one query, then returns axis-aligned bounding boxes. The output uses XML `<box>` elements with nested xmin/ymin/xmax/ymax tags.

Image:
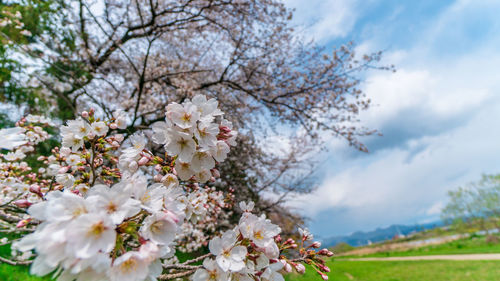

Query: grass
<box><xmin>286</xmin><ymin>260</ymin><xmax>500</xmax><ymax>281</ymax></box>
<box><xmin>0</xmin><ymin>264</ymin><xmax>48</xmax><ymax>281</ymax></box>
<box><xmin>343</xmin><ymin>234</ymin><xmax>500</xmax><ymax>258</ymax></box>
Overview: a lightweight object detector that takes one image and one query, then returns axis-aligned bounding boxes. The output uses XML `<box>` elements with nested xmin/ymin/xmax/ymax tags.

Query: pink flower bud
<box><xmin>219</xmin><ymin>126</ymin><xmax>231</xmax><ymax>133</ymax></box>
<box><xmin>155</xmin><ymin>164</ymin><xmax>162</xmax><ymax>172</ymax></box>
<box><xmin>81</xmin><ymin>111</ymin><xmax>89</xmax><ymax>118</ymax></box>
<box><xmin>13</xmin><ymin>199</ymin><xmax>32</xmax><ymax>208</ymax></box>
<box><xmin>320</xmin><ymin>272</ymin><xmax>328</xmax><ymax>280</ymax></box>
<box><xmin>154</xmin><ymin>174</ymin><xmax>163</xmax><ymax>182</ymax></box>
<box><xmin>294</xmin><ymin>263</ymin><xmax>306</xmax><ymax>274</ymax></box>
<box><xmin>138</xmin><ymin>157</ymin><xmax>149</xmax><ymax>166</ymax></box>
<box><xmin>29</xmin><ymin>184</ymin><xmax>41</xmax><ymax>195</ymax></box>
<box><xmin>311</xmin><ymin>241</ymin><xmax>321</xmax><ymax>248</ymax></box>
<box><xmin>275</xmin><ymin>235</ymin><xmax>282</xmax><ymax>243</ymax></box>
<box><xmin>211</xmin><ymin>169</ymin><xmax>220</xmax><ymax>178</ymax></box>
<box><xmin>111</xmin><ymin>141</ymin><xmax>120</xmax><ymax>147</ymax></box>
<box><xmin>319</xmin><ymin>265</ymin><xmax>330</xmax><ymax>273</ymax></box>
<box><xmin>16</xmin><ymin>219</ymin><xmax>30</xmax><ymax>228</ymax></box>
<box><xmin>109</xmin><ymin>123</ymin><xmax>118</xmax><ymax>129</ymax></box>
<box><xmin>290</xmin><ymin>243</ymin><xmax>298</xmax><ymax>249</ymax></box>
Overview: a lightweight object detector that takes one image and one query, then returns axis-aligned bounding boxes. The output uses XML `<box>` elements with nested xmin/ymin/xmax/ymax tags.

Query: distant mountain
<box><xmin>322</xmin><ymin>221</ymin><xmax>444</xmax><ymax>248</ymax></box>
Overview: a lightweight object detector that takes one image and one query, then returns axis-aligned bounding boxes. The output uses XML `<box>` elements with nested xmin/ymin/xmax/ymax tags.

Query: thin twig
<box><xmin>0</xmin><ymin>256</ymin><xmax>32</xmax><ymax>266</ymax></box>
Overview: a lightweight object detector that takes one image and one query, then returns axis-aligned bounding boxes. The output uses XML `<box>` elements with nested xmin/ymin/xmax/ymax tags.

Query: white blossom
<box><xmin>209</xmin><ymin>230</ymin><xmax>247</xmax><ymax>272</ymax></box>
<box><xmin>140</xmin><ymin>211</ymin><xmax>179</xmax><ymax>245</ymax></box>
<box><xmin>66</xmin><ymin>213</ymin><xmax>116</xmax><ymax>259</ymax></box>
<box><xmin>165</xmin><ymin>130</ymin><xmax>196</xmax><ymax>162</ymax></box>
<box><xmin>0</xmin><ymin>127</ymin><xmax>27</xmax><ymax>150</ymax></box>
<box><xmin>86</xmin><ymin>184</ymin><xmax>141</xmax><ymax>224</ymax></box>
<box><xmin>92</xmin><ymin>121</ymin><xmax>109</xmax><ymax>136</ymax></box>
<box><xmin>192</xmin><ymin>258</ymin><xmax>230</xmax><ymax>281</ymax></box>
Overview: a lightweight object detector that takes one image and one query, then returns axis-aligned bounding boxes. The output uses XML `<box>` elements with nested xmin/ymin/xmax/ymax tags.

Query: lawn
<box><xmin>286</xmin><ymin>260</ymin><xmax>500</xmax><ymax>281</ymax></box>
<box><xmin>0</xmin><ymin>264</ymin><xmax>48</xmax><ymax>281</ymax></box>
<box><xmin>343</xmin><ymin>234</ymin><xmax>500</xmax><ymax>258</ymax></box>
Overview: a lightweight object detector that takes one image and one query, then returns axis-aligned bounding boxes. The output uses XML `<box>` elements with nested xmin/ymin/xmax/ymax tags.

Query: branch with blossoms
<box><xmin>0</xmin><ymin>95</ymin><xmax>332</xmax><ymax>281</ymax></box>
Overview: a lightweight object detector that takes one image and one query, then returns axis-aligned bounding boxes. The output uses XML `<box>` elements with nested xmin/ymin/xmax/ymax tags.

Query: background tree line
<box><xmin>442</xmin><ymin>174</ymin><xmax>500</xmax><ymax>233</ymax></box>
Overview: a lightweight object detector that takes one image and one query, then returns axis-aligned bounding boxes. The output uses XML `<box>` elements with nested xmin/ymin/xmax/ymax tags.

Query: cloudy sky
<box><xmin>284</xmin><ymin>0</ymin><xmax>500</xmax><ymax>238</ymax></box>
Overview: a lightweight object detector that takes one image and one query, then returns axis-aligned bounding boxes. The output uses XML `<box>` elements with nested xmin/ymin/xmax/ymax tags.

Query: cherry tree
<box><xmin>1</xmin><ymin>0</ymin><xmax>390</xmax><ymax>226</ymax></box>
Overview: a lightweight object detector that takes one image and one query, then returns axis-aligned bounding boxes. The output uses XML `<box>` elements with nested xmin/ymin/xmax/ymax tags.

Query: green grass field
<box><xmin>343</xmin><ymin>234</ymin><xmax>500</xmax><ymax>258</ymax></box>
<box><xmin>0</xmin><ymin>264</ymin><xmax>48</xmax><ymax>281</ymax></box>
<box><xmin>286</xmin><ymin>260</ymin><xmax>500</xmax><ymax>281</ymax></box>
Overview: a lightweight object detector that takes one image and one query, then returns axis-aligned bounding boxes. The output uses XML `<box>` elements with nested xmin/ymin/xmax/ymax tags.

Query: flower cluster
<box><xmin>193</xmin><ymin>201</ymin><xmax>284</xmax><ymax>281</ymax></box>
<box><xmin>0</xmin><ymin>115</ymin><xmax>54</xmax><ymax>209</ymax></box>
<box><xmin>150</xmin><ymin>94</ymin><xmax>235</xmax><ymax>182</ymax></box>
<box><xmin>0</xmin><ymin>95</ymin><xmax>330</xmax><ymax>281</ymax></box>
<box><xmin>0</xmin><ymin>9</ymin><xmax>32</xmax><ymax>37</ymax></box>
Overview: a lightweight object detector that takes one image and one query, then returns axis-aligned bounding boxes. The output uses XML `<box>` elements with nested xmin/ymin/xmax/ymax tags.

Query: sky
<box><xmin>284</xmin><ymin>0</ymin><xmax>500</xmax><ymax>238</ymax></box>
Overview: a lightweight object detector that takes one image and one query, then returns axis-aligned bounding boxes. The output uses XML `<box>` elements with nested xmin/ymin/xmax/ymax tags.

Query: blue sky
<box><xmin>284</xmin><ymin>0</ymin><xmax>500</xmax><ymax>238</ymax></box>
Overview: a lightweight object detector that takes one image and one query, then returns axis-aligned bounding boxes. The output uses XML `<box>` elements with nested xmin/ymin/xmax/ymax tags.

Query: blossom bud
<box><xmin>138</xmin><ymin>156</ymin><xmax>149</xmax><ymax>166</ymax></box>
<box><xmin>311</xmin><ymin>241</ymin><xmax>321</xmax><ymax>248</ymax></box>
<box><xmin>318</xmin><ymin>249</ymin><xmax>333</xmax><ymax>257</ymax></box>
<box><xmin>16</xmin><ymin>219</ymin><xmax>30</xmax><ymax>228</ymax></box>
<box><xmin>38</xmin><ymin>167</ymin><xmax>46</xmax><ymax>174</ymax></box>
<box><xmin>81</xmin><ymin>111</ymin><xmax>89</xmax><ymax>118</ymax></box>
<box><xmin>209</xmin><ymin>176</ymin><xmax>216</xmax><ymax>182</ymax></box>
<box><xmin>294</xmin><ymin>263</ymin><xmax>306</xmax><ymax>274</ymax></box>
<box><xmin>211</xmin><ymin>169</ymin><xmax>220</xmax><ymax>178</ymax></box>
<box><xmin>320</xmin><ymin>272</ymin><xmax>328</xmax><ymax>280</ymax></box>
<box><xmin>37</xmin><ymin>156</ymin><xmax>45</xmax><ymax>161</ymax></box>
<box><xmin>48</xmin><ymin>155</ymin><xmax>56</xmax><ymax>162</ymax></box>
<box><xmin>154</xmin><ymin>174</ymin><xmax>163</xmax><ymax>182</ymax></box>
<box><xmin>111</xmin><ymin>141</ymin><xmax>120</xmax><ymax>147</ymax></box>
<box><xmin>319</xmin><ymin>264</ymin><xmax>330</xmax><ymax>273</ymax></box>
<box><xmin>29</xmin><ymin>184</ymin><xmax>41</xmax><ymax>195</ymax></box>
<box><xmin>283</xmin><ymin>238</ymin><xmax>295</xmax><ymax>245</ymax></box>
<box><xmin>290</xmin><ymin>243</ymin><xmax>298</xmax><ymax>249</ymax></box>
<box><xmin>219</xmin><ymin>126</ymin><xmax>231</xmax><ymax>134</ymax></box>
<box><xmin>275</xmin><ymin>235</ymin><xmax>282</xmax><ymax>243</ymax></box>
<box><xmin>109</xmin><ymin>123</ymin><xmax>118</xmax><ymax>129</ymax></box>
<box><xmin>89</xmin><ymin>108</ymin><xmax>95</xmax><ymax>115</ymax></box>
<box><xmin>13</xmin><ymin>200</ymin><xmax>32</xmax><ymax>208</ymax></box>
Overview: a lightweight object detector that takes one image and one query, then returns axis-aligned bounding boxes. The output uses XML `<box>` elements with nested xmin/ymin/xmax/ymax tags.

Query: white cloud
<box><xmin>284</xmin><ymin>0</ymin><xmax>359</xmax><ymax>42</ymax></box>
<box><xmin>426</xmin><ymin>201</ymin><xmax>444</xmax><ymax>216</ymax></box>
